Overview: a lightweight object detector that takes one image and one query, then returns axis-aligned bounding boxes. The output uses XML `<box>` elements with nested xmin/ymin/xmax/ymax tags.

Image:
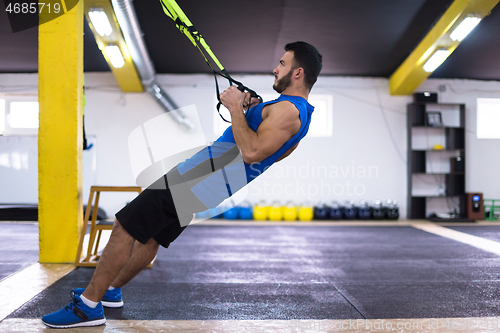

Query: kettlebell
<box><xmin>223</xmin><ymin>206</ymin><xmax>239</xmax><ymax>220</ymax></box>
<box><xmin>238</xmin><ymin>201</ymin><xmax>253</xmax><ymax>220</ymax></box>
<box><xmin>283</xmin><ymin>201</ymin><xmax>298</xmax><ymax>221</ymax></box>
<box><xmin>298</xmin><ymin>201</ymin><xmax>314</xmax><ymax>221</ymax></box>
<box><xmin>253</xmin><ymin>200</ymin><xmax>268</xmax><ymax>220</ymax></box>
<box><xmin>268</xmin><ymin>201</ymin><xmax>283</xmax><ymax>221</ymax></box>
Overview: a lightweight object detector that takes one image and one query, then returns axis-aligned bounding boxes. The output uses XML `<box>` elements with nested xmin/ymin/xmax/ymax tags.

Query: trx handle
<box><xmin>214</xmin><ymin>69</ymin><xmax>263</xmax><ymax>123</ymax></box>
<box><xmin>159</xmin><ymin>0</ymin><xmax>262</xmax><ymax>122</ymax></box>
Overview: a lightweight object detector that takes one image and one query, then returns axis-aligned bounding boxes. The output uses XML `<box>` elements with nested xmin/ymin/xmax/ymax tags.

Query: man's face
<box><xmin>273</xmin><ymin>68</ymin><xmax>293</xmax><ymax>93</ymax></box>
<box><xmin>273</xmin><ymin>51</ymin><xmax>296</xmax><ymax>93</ymax></box>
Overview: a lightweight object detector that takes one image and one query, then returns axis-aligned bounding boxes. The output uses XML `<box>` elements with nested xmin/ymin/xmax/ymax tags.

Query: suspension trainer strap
<box><xmin>159</xmin><ymin>0</ymin><xmax>262</xmax><ymax>122</ymax></box>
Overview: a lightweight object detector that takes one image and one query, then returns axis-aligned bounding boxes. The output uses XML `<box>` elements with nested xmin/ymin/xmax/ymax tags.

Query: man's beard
<box><xmin>273</xmin><ymin>68</ymin><xmax>294</xmax><ymax>93</ymax></box>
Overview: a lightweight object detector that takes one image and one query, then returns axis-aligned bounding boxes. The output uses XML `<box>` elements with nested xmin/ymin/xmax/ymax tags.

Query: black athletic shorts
<box><xmin>116</xmin><ymin>167</ymin><xmax>208</xmax><ymax>248</ymax></box>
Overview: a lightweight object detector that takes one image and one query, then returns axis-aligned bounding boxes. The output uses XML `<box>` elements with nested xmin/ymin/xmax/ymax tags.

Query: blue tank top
<box><xmin>176</xmin><ymin>94</ymin><xmax>314</xmax><ymax>208</ymax></box>
<box><xmin>216</xmin><ymin>94</ymin><xmax>314</xmax><ymax>181</ymax></box>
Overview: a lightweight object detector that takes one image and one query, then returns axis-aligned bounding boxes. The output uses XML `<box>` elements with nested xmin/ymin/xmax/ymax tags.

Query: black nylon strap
<box><xmin>169</xmin><ymin>12</ymin><xmax>262</xmax><ymax>123</ymax></box>
<box><xmin>207</xmin><ymin>146</ymin><xmax>215</xmax><ymax>172</ymax></box>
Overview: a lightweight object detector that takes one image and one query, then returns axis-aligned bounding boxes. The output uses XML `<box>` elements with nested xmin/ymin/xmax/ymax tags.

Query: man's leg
<box><xmin>73</xmin><ymin>235</ymin><xmax>160</xmax><ymax>308</ymax></box>
<box><xmin>82</xmin><ymin>219</ymin><xmax>135</xmax><ymax>302</ymax></box>
<box><xmin>109</xmin><ymin>237</ymin><xmax>160</xmax><ymax>288</ymax></box>
<box><xmin>41</xmin><ymin>219</ymin><xmax>136</xmax><ymax>328</ymax></box>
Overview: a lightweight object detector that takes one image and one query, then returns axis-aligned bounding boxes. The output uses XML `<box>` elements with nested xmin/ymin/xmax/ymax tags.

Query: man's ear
<box><xmin>294</xmin><ymin>67</ymin><xmax>304</xmax><ymax>79</ymax></box>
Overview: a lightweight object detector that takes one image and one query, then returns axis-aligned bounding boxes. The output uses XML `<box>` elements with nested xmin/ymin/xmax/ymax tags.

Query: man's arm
<box><xmin>275</xmin><ymin>142</ymin><xmax>299</xmax><ymax>162</ymax></box>
<box><xmin>220</xmin><ymin>86</ymin><xmax>300</xmax><ymax>164</ymax></box>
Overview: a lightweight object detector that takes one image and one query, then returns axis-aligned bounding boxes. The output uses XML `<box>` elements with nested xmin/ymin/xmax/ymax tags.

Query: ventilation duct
<box><xmin>111</xmin><ymin>0</ymin><xmax>195</xmax><ymax>132</ymax></box>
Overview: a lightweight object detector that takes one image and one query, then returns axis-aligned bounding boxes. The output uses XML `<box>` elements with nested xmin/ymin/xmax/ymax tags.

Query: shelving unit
<box><xmin>407</xmin><ymin>102</ymin><xmax>466</xmax><ymax>220</ymax></box>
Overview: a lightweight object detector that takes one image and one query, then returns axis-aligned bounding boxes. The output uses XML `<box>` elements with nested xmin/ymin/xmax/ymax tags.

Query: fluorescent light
<box><xmin>88</xmin><ymin>8</ymin><xmax>113</xmax><ymax>37</ymax></box>
<box><xmin>105</xmin><ymin>45</ymin><xmax>125</xmax><ymax>68</ymax></box>
<box><xmin>450</xmin><ymin>16</ymin><xmax>481</xmax><ymax>41</ymax></box>
<box><xmin>423</xmin><ymin>50</ymin><xmax>450</xmax><ymax>72</ymax></box>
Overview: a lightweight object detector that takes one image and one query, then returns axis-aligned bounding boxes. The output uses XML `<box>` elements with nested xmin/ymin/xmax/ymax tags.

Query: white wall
<box><xmin>1</xmin><ymin>72</ymin><xmax>499</xmax><ymax>219</ymax></box>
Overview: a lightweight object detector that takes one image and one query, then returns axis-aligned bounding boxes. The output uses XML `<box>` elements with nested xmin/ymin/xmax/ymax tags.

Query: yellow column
<box><xmin>38</xmin><ymin>1</ymin><xmax>84</xmax><ymax>263</ymax></box>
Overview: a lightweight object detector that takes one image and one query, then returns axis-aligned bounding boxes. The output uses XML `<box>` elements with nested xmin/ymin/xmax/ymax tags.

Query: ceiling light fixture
<box><xmin>88</xmin><ymin>8</ymin><xmax>113</xmax><ymax>37</ymax></box>
<box><xmin>423</xmin><ymin>49</ymin><xmax>450</xmax><ymax>73</ymax></box>
<box><xmin>105</xmin><ymin>45</ymin><xmax>125</xmax><ymax>68</ymax></box>
<box><xmin>450</xmin><ymin>16</ymin><xmax>482</xmax><ymax>41</ymax></box>
<box><xmin>85</xmin><ymin>1</ymin><xmax>142</xmax><ymax>92</ymax></box>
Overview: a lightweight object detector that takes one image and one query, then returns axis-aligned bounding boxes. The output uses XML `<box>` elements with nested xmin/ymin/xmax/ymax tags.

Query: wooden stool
<box><xmin>76</xmin><ymin>186</ymin><xmax>148</xmax><ymax>267</ymax></box>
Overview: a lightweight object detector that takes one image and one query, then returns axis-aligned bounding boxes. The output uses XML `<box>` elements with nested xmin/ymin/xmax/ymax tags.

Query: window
<box><xmin>477</xmin><ymin>98</ymin><xmax>500</xmax><ymax>139</ymax></box>
<box><xmin>0</xmin><ymin>96</ymin><xmax>39</xmax><ymax>135</ymax></box>
<box><xmin>213</xmin><ymin>93</ymin><xmax>333</xmax><ymax>137</ymax></box>
<box><xmin>307</xmin><ymin>94</ymin><xmax>333</xmax><ymax>137</ymax></box>
<box><xmin>10</xmin><ymin>101</ymin><xmax>39</xmax><ymax>128</ymax></box>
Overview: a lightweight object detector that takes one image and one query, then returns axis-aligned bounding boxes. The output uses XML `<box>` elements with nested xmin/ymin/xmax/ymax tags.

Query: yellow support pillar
<box><xmin>38</xmin><ymin>2</ymin><xmax>84</xmax><ymax>263</ymax></box>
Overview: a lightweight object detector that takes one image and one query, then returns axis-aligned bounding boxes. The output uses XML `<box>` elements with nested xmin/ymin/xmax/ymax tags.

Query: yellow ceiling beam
<box><xmin>389</xmin><ymin>0</ymin><xmax>500</xmax><ymax>95</ymax></box>
<box><xmin>84</xmin><ymin>0</ymin><xmax>143</xmax><ymax>92</ymax></box>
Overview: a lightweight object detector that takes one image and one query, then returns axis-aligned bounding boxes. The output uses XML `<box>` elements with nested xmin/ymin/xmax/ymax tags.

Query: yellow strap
<box><xmin>160</xmin><ymin>0</ymin><xmax>225</xmax><ymax>71</ymax></box>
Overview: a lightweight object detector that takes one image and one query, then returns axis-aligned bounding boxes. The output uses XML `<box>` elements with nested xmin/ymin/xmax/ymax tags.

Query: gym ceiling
<box><xmin>1</xmin><ymin>0</ymin><xmax>500</xmax><ymax>83</ymax></box>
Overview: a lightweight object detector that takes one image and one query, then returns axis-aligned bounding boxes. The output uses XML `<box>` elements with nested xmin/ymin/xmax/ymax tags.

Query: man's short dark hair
<box><xmin>284</xmin><ymin>41</ymin><xmax>322</xmax><ymax>91</ymax></box>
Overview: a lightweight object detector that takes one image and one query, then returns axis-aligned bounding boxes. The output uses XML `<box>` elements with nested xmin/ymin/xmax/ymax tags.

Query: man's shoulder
<box><xmin>266</xmin><ymin>99</ymin><xmax>299</xmax><ymax>113</ymax></box>
<box><xmin>266</xmin><ymin>100</ymin><xmax>300</xmax><ymax>119</ymax></box>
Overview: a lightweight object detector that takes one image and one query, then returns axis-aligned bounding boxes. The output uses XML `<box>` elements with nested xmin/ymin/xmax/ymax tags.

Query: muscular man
<box><xmin>42</xmin><ymin>41</ymin><xmax>322</xmax><ymax>328</ymax></box>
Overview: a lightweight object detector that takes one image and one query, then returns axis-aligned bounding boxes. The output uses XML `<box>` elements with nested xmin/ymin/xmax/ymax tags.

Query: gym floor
<box><xmin>1</xmin><ymin>220</ymin><xmax>500</xmax><ymax>332</ymax></box>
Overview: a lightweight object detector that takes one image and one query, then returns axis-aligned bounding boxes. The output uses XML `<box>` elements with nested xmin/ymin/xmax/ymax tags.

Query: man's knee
<box><xmin>112</xmin><ymin>219</ymin><xmax>133</xmax><ymax>240</ymax></box>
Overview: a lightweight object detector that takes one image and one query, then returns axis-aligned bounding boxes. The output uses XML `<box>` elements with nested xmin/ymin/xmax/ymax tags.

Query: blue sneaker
<box><xmin>74</xmin><ymin>287</ymin><xmax>124</xmax><ymax>308</ymax></box>
<box><xmin>42</xmin><ymin>291</ymin><xmax>106</xmax><ymax>328</ymax></box>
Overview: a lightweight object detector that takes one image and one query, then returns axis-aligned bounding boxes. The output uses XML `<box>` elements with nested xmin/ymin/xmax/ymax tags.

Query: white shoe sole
<box><xmin>102</xmin><ymin>300</ymin><xmax>124</xmax><ymax>308</ymax></box>
<box><xmin>42</xmin><ymin>318</ymin><xmax>106</xmax><ymax>328</ymax></box>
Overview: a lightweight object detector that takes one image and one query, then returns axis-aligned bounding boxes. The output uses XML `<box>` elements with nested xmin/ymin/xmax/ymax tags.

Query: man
<box><xmin>42</xmin><ymin>41</ymin><xmax>322</xmax><ymax>328</ymax></box>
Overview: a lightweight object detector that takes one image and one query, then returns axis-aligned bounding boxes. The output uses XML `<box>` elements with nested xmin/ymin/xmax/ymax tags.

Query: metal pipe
<box><xmin>111</xmin><ymin>0</ymin><xmax>195</xmax><ymax>132</ymax></box>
